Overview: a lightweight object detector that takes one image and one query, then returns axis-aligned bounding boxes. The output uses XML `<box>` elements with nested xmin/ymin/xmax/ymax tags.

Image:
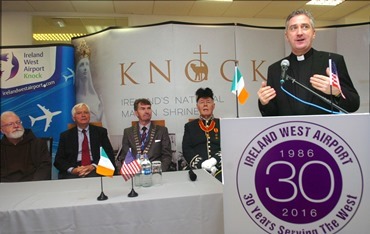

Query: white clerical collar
<box><xmin>297</xmin><ymin>55</ymin><xmax>305</xmax><ymax>61</ymax></box>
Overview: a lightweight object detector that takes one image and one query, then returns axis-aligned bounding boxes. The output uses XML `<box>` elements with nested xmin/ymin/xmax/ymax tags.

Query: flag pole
<box><xmin>330</xmin><ymin>85</ymin><xmax>334</xmax><ymax>113</ymax></box>
<box><xmin>234</xmin><ymin>63</ymin><xmax>240</xmax><ymax>118</ymax></box>
<box><xmin>233</xmin><ymin>23</ymin><xmax>239</xmax><ymax>118</ymax></box>
<box><xmin>97</xmin><ymin>176</ymin><xmax>108</xmax><ymax>201</ymax></box>
<box><xmin>128</xmin><ymin>177</ymin><xmax>138</xmax><ymax>197</ymax></box>
<box><xmin>329</xmin><ymin>56</ymin><xmax>334</xmax><ymax>113</ymax></box>
<box><xmin>121</xmin><ymin>148</ymin><xmax>139</xmax><ymax>197</ymax></box>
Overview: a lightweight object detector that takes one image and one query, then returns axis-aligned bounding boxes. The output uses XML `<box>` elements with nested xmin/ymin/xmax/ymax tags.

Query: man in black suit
<box><xmin>182</xmin><ymin>88</ymin><xmax>222</xmax><ymax>182</ymax></box>
<box><xmin>115</xmin><ymin>98</ymin><xmax>172</xmax><ymax>172</ymax></box>
<box><xmin>258</xmin><ymin>9</ymin><xmax>359</xmax><ymax>116</ymax></box>
<box><xmin>54</xmin><ymin>103</ymin><xmax>115</xmax><ymax>179</ymax></box>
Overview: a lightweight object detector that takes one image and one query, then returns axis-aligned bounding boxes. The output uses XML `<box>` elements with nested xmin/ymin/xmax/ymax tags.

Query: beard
<box><xmin>8</xmin><ymin>128</ymin><xmax>25</xmax><ymax>139</ymax></box>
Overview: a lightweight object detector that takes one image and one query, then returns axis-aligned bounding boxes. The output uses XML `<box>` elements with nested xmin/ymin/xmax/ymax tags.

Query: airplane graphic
<box><xmin>63</xmin><ymin>67</ymin><xmax>75</xmax><ymax>83</ymax></box>
<box><xmin>29</xmin><ymin>104</ymin><xmax>62</xmax><ymax>132</ymax></box>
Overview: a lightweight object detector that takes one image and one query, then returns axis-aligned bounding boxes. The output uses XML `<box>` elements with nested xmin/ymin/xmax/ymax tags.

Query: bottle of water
<box><xmin>134</xmin><ymin>154</ymin><xmax>143</xmax><ymax>187</ymax></box>
<box><xmin>140</xmin><ymin>154</ymin><xmax>152</xmax><ymax>187</ymax></box>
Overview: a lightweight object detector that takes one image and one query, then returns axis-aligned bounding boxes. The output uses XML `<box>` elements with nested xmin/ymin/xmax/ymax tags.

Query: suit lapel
<box><xmin>88</xmin><ymin>125</ymin><xmax>100</xmax><ymax>161</ymax></box>
<box><xmin>70</xmin><ymin>127</ymin><xmax>79</xmax><ymax>156</ymax></box>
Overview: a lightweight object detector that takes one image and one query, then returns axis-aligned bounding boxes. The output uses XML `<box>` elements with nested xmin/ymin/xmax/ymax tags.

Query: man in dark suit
<box><xmin>258</xmin><ymin>9</ymin><xmax>359</xmax><ymax>116</ymax></box>
<box><xmin>182</xmin><ymin>88</ymin><xmax>222</xmax><ymax>182</ymax></box>
<box><xmin>115</xmin><ymin>98</ymin><xmax>172</xmax><ymax>172</ymax></box>
<box><xmin>54</xmin><ymin>103</ymin><xmax>115</xmax><ymax>179</ymax></box>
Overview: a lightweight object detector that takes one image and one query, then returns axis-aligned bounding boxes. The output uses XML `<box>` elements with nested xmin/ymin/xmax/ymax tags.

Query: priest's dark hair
<box><xmin>196</xmin><ymin>87</ymin><xmax>214</xmax><ymax>102</ymax></box>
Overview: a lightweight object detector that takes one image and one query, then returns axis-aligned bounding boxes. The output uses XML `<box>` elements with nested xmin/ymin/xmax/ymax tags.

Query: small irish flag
<box><xmin>231</xmin><ymin>66</ymin><xmax>249</xmax><ymax>104</ymax></box>
<box><xmin>96</xmin><ymin>147</ymin><xmax>115</xmax><ymax>177</ymax></box>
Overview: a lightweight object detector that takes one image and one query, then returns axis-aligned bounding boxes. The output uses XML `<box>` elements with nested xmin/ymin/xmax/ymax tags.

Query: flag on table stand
<box><xmin>120</xmin><ymin>149</ymin><xmax>141</xmax><ymax>181</ymax></box>
<box><xmin>96</xmin><ymin>147</ymin><xmax>115</xmax><ymax>177</ymax></box>
<box><xmin>231</xmin><ymin>66</ymin><xmax>249</xmax><ymax>104</ymax></box>
<box><xmin>96</xmin><ymin>147</ymin><xmax>114</xmax><ymax>201</ymax></box>
<box><xmin>96</xmin><ymin>147</ymin><xmax>114</xmax><ymax>177</ymax></box>
<box><xmin>329</xmin><ymin>59</ymin><xmax>346</xmax><ymax>99</ymax></box>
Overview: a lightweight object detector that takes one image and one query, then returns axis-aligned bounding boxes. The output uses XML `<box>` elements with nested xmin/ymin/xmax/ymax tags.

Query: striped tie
<box><xmin>141</xmin><ymin>126</ymin><xmax>147</xmax><ymax>153</ymax></box>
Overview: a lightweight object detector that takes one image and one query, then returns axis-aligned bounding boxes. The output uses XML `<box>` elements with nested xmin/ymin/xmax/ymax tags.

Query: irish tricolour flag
<box><xmin>96</xmin><ymin>147</ymin><xmax>115</xmax><ymax>177</ymax></box>
<box><xmin>231</xmin><ymin>66</ymin><xmax>249</xmax><ymax>104</ymax></box>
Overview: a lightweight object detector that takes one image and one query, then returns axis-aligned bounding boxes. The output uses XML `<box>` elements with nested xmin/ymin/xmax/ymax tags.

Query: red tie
<box><xmin>81</xmin><ymin>129</ymin><xmax>91</xmax><ymax>166</ymax></box>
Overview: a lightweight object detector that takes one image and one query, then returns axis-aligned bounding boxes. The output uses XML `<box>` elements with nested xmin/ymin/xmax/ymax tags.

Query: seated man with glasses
<box><xmin>1</xmin><ymin>111</ymin><xmax>51</xmax><ymax>182</ymax></box>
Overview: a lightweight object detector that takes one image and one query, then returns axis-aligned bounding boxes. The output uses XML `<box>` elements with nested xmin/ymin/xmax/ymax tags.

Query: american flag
<box><xmin>329</xmin><ymin>59</ymin><xmax>346</xmax><ymax>99</ymax></box>
<box><xmin>120</xmin><ymin>149</ymin><xmax>141</xmax><ymax>181</ymax></box>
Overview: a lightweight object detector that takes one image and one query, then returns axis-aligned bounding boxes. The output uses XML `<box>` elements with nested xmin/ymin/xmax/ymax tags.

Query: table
<box><xmin>0</xmin><ymin>170</ymin><xmax>223</xmax><ymax>234</ymax></box>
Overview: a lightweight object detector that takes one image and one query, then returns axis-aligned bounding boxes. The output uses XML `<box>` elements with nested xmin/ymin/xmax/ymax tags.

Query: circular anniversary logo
<box><xmin>237</xmin><ymin>121</ymin><xmax>363</xmax><ymax>234</ymax></box>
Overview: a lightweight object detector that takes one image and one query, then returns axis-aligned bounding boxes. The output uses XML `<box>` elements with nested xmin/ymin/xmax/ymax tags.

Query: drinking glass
<box><xmin>152</xmin><ymin>161</ymin><xmax>162</xmax><ymax>185</ymax></box>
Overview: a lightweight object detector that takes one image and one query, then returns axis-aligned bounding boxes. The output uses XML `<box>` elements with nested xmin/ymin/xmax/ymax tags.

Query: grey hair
<box><xmin>285</xmin><ymin>9</ymin><xmax>315</xmax><ymax>31</ymax></box>
<box><xmin>71</xmin><ymin>103</ymin><xmax>90</xmax><ymax>116</ymax></box>
<box><xmin>1</xmin><ymin>111</ymin><xmax>19</xmax><ymax>122</ymax></box>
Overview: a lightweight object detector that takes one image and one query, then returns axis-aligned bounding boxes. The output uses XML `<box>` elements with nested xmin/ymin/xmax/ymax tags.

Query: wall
<box><xmin>1</xmin><ymin>13</ymin><xmax>32</xmax><ymax>46</ymax></box>
<box><xmin>1</xmin><ymin>11</ymin><xmax>343</xmax><ymax>47</ymax></box>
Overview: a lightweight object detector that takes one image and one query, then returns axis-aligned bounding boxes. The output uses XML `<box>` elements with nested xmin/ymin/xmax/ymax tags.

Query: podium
<box><xmin>221</xmin><ymin>113</ymin><xmax>369</xmax><ymax>234</ymax></box>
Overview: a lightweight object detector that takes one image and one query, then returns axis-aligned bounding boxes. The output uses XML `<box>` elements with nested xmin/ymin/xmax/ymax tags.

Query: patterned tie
<box><xmin>81</xmin><ymin>129</ymin><xmax>91</xmax><ymax>166</ymax></box>
<box><xmin>141</xmin><ymin>126</ymin><xmax>147</xmax><ymax>152</ymax></box>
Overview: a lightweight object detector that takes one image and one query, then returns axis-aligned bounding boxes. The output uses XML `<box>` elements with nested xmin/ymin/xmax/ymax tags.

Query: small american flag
<box><xmin>120</xmin><ymin>149</ymin><xmax>141</xmax><ymax>181</ymax></box>
<box><xmin>329</xmin><ymin>59</ymin><xmax>346</xmax><ymax>99</ymax></box>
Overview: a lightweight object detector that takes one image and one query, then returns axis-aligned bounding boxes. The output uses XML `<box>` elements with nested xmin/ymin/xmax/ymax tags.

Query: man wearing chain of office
<box><xmin>182</xmin><ymin>87</ymin><xmax>222</xmax><ymax>182</ymax></box>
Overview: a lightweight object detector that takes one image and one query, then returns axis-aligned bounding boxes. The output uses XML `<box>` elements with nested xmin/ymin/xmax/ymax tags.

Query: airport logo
<box><xmin>1</xmin><ymin>52</ymin><xmax>19</xmax><ymax>81</ymax></box>
<box><xmin>237</xmin><ymin>121</ymin><xmax>363</xmax><ymax>234</ymax></box>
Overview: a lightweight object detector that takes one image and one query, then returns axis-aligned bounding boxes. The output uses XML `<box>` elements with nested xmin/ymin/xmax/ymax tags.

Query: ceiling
<box><xmin>2</xmin><ymin>0</ymin><xmax>370</xmax><ymax>44</ymax></box>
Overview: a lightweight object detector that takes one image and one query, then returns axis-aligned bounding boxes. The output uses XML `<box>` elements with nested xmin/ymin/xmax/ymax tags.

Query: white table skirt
<box><xmin>0</xmin><ymin>169</ymin><xmax>224</xmax><ymax>234</ymax></box>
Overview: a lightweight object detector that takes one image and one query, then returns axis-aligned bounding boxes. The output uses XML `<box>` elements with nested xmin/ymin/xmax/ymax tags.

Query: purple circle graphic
<box><xmin>255</xmin><ymin>140</ymin><xmax>342</xmax><ymax>224</ymax></box>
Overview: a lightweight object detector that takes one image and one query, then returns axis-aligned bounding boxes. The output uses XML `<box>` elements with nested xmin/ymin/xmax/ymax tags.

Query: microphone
<box><xmin>188</xmin><ymin>169</ymin><xmax>197</xmax><ymax>181</ymax></box>
<box><xmin>279</xmin><ymin>61</ymin><xmax>349</xmax><ymax>114</ymax></box>
<box><xmin>280</xmin><ymin>59</ymin><xmax>290</xmax><ymax>82</ymax></box>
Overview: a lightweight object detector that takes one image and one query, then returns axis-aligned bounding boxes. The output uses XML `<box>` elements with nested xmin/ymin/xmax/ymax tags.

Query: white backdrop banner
<box><xmin>71</xmin><ymin>23</ymin><xmax>369</xmax><ymax>153</ymax></box>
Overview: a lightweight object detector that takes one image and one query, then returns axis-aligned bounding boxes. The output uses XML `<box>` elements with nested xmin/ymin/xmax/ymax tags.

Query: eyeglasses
<box><xmin>1</xmin><ymin>121</ymin><xmax>23</xmax><ymax>128</ymax></box>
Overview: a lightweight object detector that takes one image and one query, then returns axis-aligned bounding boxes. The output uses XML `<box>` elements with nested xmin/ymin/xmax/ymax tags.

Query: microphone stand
<box><xmin>284</xmin><ymin>75</ymin><xmax>348</xmax><ymax>114</ymax></box>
